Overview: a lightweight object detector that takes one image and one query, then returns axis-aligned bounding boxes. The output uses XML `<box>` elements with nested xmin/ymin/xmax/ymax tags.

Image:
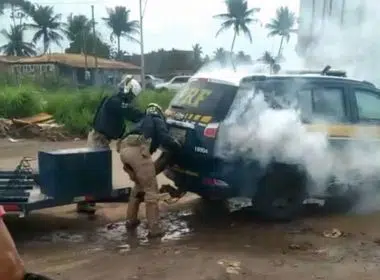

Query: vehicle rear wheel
<box><xmin>252</xmin><ymin>164</ymin><xmax>306</xmax><ymax>221</ymax></box>
<box><xmin>323</xmin><ymin>189</ymin><xmax>360</xmax><ymax>214</ymax></box>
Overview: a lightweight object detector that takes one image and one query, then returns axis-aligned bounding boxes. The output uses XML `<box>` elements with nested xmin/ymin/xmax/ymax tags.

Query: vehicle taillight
<box><xmin>203</xmin><ymin>123</ymin><xmax>219</xmax><ymax>138</ymax></box>
<box><xmin>3</xmin><ymin>204</ymin><xmax>20</xmax><ymax>212</ymax></box>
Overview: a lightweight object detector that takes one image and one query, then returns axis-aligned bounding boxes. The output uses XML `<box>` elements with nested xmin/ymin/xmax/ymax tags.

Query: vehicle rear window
<box><xmin>229</xmin><ymin>78</ymin><xmax>347</xmax><ymax>123</ymax></box>
<box><xmin>169</xmin><ymin>79</ymin><xmax>238</xmax><ymax>120</ymax></box>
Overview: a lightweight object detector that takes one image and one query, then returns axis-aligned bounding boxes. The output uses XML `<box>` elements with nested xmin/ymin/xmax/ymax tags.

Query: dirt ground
<box><xmin>2</xmin><ymin>139</ymin><xmax>380</xmax><ymax>280</ymax></box>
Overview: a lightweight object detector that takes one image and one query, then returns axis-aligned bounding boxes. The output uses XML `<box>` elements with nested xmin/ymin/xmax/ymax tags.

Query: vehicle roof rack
<box><xmin>284</xmin><ymin>65</ymin><xmax>347</xmax><ymax>77</ymax></box>
<box><xmin>362</xmin><ymin>80</ymin><xmax>376</xmax><ymax>87</ymax></box>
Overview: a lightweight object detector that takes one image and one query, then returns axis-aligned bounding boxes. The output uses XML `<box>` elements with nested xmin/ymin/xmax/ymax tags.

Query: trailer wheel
<box><xmin>252</xmin><ymin>164</ymin><xmax>306</xmax><ymax>221</ymax></box>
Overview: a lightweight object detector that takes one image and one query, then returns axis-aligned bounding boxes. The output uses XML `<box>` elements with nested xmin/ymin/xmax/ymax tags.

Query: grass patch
<box><xmin>0</xmin><ymin>83</ymin><xmax>176</xmax><ymax>137</ymax></box>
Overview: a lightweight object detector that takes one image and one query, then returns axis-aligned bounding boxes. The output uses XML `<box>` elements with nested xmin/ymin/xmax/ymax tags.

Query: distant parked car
<box><xmin>145</xmin><ymin>74</ymin><xmax>164</xmax><ymax>89</ymax></box>
<box><xmin>155</xmin><ymin>75</ymin><xmax>191</xmax><ymax>91</ymax></box>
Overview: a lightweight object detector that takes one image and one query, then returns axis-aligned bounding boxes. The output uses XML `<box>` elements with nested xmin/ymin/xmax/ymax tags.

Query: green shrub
<box><xmin>0</xmin><ymin>85</ymin><xmax>45</xmax><ymax>118</ymax></box>
<box><xmin>0</xmin><ymin>84</ymin><xmax>176</xmax><ymax>137</ymax></box>
<box><xmin>135</xmin><ymin>89</ymin><xmax>176</xmax><ymax>111</ymax></box>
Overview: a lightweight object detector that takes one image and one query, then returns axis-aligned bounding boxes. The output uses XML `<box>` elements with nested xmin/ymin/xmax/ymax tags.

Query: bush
<box><xmin>135</xmin><ymin>89</ymin><xmax>176</xmax><ymax>111</ymax></box>
<box><xmin>0</xmin><ymin>85</ymin><xmax>45</xmax><ymax>118</ymax></box>
<box><xmin>0</xmin><ymin>83</ymin><xmax>176</xmax><ymax>137</ymax></box>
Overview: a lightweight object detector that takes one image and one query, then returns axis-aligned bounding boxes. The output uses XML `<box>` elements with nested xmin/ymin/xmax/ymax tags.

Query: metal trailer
<box><xmin>0</xmin><ymin>147</ymin><xmax>132</xmax><ymax>217</ymax></box>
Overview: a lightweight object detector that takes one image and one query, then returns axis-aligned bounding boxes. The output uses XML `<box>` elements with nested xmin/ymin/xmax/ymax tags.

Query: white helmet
<box><xmin>119</xmin><ymin>74</ymin><xmax>142</xmax><ymax>97</ymax></box>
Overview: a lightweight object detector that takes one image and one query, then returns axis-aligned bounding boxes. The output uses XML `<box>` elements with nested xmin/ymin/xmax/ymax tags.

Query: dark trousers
<box><xmin>154</xmin><ymin>151</ymin><xmax>173</xmax><ymax>175</ymax></box>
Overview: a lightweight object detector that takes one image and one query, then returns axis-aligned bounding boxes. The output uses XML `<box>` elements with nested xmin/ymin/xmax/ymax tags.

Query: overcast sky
<box><xmin>0</xmin><ymin>0</ymin><xmax>300</xmax><ymax>59</ymax></box>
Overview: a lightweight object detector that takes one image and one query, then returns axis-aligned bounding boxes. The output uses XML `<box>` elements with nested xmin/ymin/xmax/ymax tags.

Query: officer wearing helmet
<box><xmin>87</xmin><ymin>74</ymin><xmax>144</xmax><ymax>148</ymax></box>
<box><xmin>78</xmin><ymin>75</ymin><xmax>144</xmax><ymax>213</ymax></box>
<box><xmin>118</xmin><ymin>103</ymin><xmax>182</xmax><ymax>237</ymax></box>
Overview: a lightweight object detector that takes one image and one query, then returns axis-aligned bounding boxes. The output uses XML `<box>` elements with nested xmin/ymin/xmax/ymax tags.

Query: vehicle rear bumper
<box><xmin>164</xmin><ymin>159</ymin><xmax>266</xmax><ymax>199</ymax></box>
<box><xmin>164</xmin><ymin>168</ymin><xmax>235</xmax><ymax>199</ymax></box>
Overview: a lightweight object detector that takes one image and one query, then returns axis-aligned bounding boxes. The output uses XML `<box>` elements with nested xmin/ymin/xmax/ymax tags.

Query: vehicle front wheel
<box><xmin>252</xmin><ymin>164</ymin><xmax>306</xmax><ymax>221</ymax></box>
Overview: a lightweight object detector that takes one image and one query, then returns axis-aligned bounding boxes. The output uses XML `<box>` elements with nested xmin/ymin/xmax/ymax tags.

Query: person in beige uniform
<box><xmin>78</xmin><ymin>75</ymin><xmax>144</xmax><ymax>213</ymax></box>
<box><xmin>118</xmin><ymin>103</ymin><xmax>182</xmax><ymax>237</ymax></box>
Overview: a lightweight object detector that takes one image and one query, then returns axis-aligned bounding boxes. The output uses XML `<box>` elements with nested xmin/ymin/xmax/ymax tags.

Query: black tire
<box><xmin>323</xmin><ymin>189</ymin><xmax>360</xmax><ymax>214</ymax></box>
<box><xmin>252</xmin><ymin>164</ymin><xmax>306</xmax><ymax>221</ymax></box>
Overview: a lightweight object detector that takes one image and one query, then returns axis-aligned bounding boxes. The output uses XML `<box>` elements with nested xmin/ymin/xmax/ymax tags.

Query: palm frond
<box><xmin>215</xmin><ymin>19</ymin><xmax>234</xmax><ymax>37</ymax></box>
<box><xmin>240</xmin><ymin>24</ymin><xmax>252</xmax><ymax>43</ymax></box>
<box><xmin>213</xmin><ymin>13</ymin><xmax>232</xmax><ymax>20</ymax></box>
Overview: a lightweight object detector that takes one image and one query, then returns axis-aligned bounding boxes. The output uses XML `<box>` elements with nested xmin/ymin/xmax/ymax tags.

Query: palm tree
<box><xmin>214</xmin><ymin>47</ymin><xmax>226</xmax><ymax>61</ymax></box>
<box><xmin>103</xmin><ymin>6</ymin><xmax>140</xmax><ymax>54</ymax></box>
<box><xmin>237</xmin><ymin>50</ymin><xmax>251</xmax><ymax>62</ymax></box>
<box><xmin>15</xmin><ymin>0</ymin><xmax>35</xmax><ymax>15</ymax></box>
<box><xmin>258</xmin><ymin>51</ymin><xmax>280</xmax><ymax>74</ymax></box>
<box><xmin>266</xmin><ymin>6</ymin><xmax>296</xmax><ymax>59</ymax></box>
<box><xmin>26</xmin><ymin>5</ymin><xmax>65</xmax><ymax>53</ymax></box>
<box><xmin>2</xmin><ymin>0</ymin><xmax>34</xmax><ymax>26</ymax></box>
<box><xmin>192</xmin><ymin>43</ymin><xmax>203</xmax><ymax>68</ymax></box>
<box><xmin>192</xmin><ymin>43</ymin><xmax>203</xmax><ymax>61</ymax></box>
<box><xmin>214</xmin><ymin>0</ymin><xmax>260</xmax><ymax>53</ymax></box>
<box><xmin>0</xmin><ymin>25</ymin><xmax>36</xmax><ymax>56</ymax></box>
<box><xmin>64</xmin><ymin>14</ymin><xmax>92</xmax><ymax>43</ymax></box>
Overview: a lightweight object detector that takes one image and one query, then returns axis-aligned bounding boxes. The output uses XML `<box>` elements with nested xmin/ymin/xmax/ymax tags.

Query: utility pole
<box><xmin>91</xmin><ymin>5</ymin><xmax>98</xmax><ymax>84</ymax></box>
<box><xmin>139</xmin><ymin>0</ymin><xmax>145</xmax><ymax>89</ymax></box>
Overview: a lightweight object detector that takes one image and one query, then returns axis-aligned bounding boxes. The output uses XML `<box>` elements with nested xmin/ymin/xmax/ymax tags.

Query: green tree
<box><xmin>14</xmin><ymin>0</ymin><xmax>35</xmax><ymax>15</ymax></box>
<box><xmin>66</xmin><ymin>34</ymin><xmax>111</xmax><ymax>59</ymax></box>
<box><xmin>2</xmin><ymin>0</ymin><xmax>34</xmax><ymax>24</ymax></box>
<box><xmin>0</xmin><ymin>24</ymin><xmax>36</xmax><ymax>56</ymax></box>
<box><xmin>236</xmin><ymin>50</ymin><xmax>251</xmax><ymax>62</ymax></box>
<box><xmin>214</xmin><ymin>0</ymin><xmax>260</xmax><ymax>53</ymax></box>
<box><xmin>26</xmin><ymin>5</ymin><xmax>65</xmax><ymax>53</ymax></box>
<box><xmin>258</xmin><ymin>51</ymin><xmax>280</xmax><ymax>74</ymax></box>
<box><xmin>64</xmin><ymin>14</ymin><xmax>91</xmax><ymax>43</ymax></box>
<box><xmin>266</xmin><ymin>6</ymin><xmax>296</xmax><ymax>59</ymax></box>
<box><xmin>192</xmin><ymin>43</ymin><xmax>203</xmax><ymax>69</ymax></box>
<box><xmin>214</xmin><ymin>47</ymin><xmax>226</xmax><ymax>61</ymax></box>
<box><xmin>103</xmin><ymin>6</ymin><xmax>139</xmax><ymax>54</ymax></box>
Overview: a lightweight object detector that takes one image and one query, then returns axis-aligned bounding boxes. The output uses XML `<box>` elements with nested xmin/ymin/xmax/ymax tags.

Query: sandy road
<box><xmin>2</xmin><ymin>139</ymin><xmax>380</xmax><ymax>279</ymax></box>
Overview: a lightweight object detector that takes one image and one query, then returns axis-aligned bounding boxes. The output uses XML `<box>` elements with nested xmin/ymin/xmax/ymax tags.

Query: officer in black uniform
<box><xmin>88</xmin><ymin>75</ymin><xmax>144</xmax><ymax>149</ymax></box>
<box><xmin>118</xmin><ymin>103</ymin><xmax>182</xmax><ymax>237</ymax></box>
<box><xmin>78</xmin><ymin>75</ymin><xmax>144</xmax><ymax>213</ymax></box>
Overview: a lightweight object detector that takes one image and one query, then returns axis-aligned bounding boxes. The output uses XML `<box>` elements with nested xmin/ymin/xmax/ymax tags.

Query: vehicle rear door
<box><xmin>349</xmin><ymin>85</ymin><xmax>380</xmax><ymax>138</ymax></box>
<box><xmin>165</xmin><ymin>78</ymin><xmax>238</xmax><ymax>171</ymax></box>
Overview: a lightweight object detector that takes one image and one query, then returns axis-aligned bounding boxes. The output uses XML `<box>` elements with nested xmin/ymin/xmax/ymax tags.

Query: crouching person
<box><xmin>78</xmin><ymin>75</ymin><xmax>144</xmax><ymax>213</ymax></box>
<box><xmin>118</xmin><ymin>103</ymin><xmax>182</xmax><ymax>238</ymax></box>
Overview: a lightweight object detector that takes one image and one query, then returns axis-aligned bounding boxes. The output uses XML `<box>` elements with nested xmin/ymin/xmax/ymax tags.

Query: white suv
<box><xmin>155</xmin><ymin>75</ymin><xmax>191</xmax><ymax>91</ymax></box>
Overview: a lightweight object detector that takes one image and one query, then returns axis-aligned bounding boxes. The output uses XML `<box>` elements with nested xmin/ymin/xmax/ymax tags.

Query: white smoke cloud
<box><xmin>300</xmin><ymin>0</ymin><xmax>380</xmax><ymax>86</ymax></box>
<box><xmin>191</xmin><ymin>0</ymin><xmax>380</xmax><ymax>214</ymax></box>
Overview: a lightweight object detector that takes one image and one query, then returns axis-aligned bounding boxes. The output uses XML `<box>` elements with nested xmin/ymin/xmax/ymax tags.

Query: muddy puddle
<box><xmin>13</xmin><ymin>199</ymin><xmax>380</xmax><ymax>264</ymax></box>
<box><xmin>25</xmin><ymin>209</ymin><xmax>195</xmax><ymax>252</ymax></box>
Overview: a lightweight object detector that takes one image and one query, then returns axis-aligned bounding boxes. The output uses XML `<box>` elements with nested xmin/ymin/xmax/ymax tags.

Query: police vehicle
<box><xmin>164</xmin><ymin>66</ymin><xmax>380</xmax><ymax>220</ymax></box>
